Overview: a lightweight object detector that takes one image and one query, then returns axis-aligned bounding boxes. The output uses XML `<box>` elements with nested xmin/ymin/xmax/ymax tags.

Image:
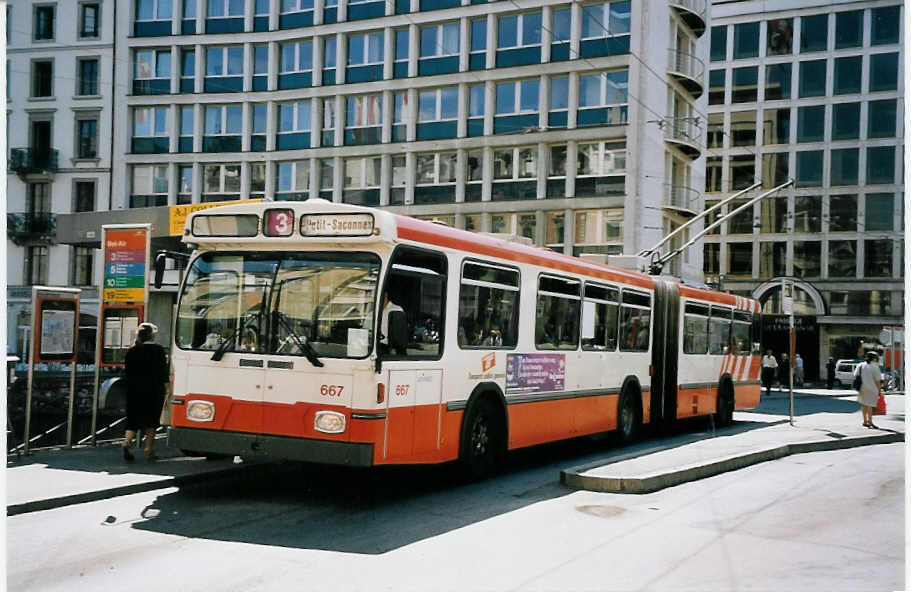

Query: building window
<box><xmin>74</xmin><ymin>181</ymin><xmax>96</xmax><ymax>212</ymax></box>
<box><xmin>868</xmin><ymin>99</ymin><xmax>897</xmax><ymax>138</ymax></box>
<box><xmin>727</xmin><ymin>243</ymin><xmax>752</xmax><ymax>276</ymax></box>
<box><xmin>573</xmin><ymin>209</ymin><xmax>623</xmax><ymax>256</ymax></box>
<box><xmin>864</xmin><ymin>240</ymin><xmax>892</xmax><ymax>278</ymax></box>
<box><xmin>77</xmin><ymin>59</ymin><xmax>99</xmax><ymax>96</ymax></box>
<box><xmin>135</xmin><ymin>49</ymin><xmax>171</xmax><ymax>93</ymax></box>
<box><xmin>831</xmin><ymin>102</ymin><xmax>859</xmax><ymax>140</ymax></box>
<box><xmin>794</xmin><ymin>195</ymin><xmax>821</xmax><ymax>232</ymax></box>
<box><xmin>827</xmin><ymin>240</ymin><xmax>856</xmax><ymax>277</ymax></box>
<box><xmin>181</xmin><ymin>48</ymin><xmax>195</xmax><ymax>87</ymax></box>
<box><xmin>798</xmin><ymin>60</ymin><xmax>826</xmax><ymax>97</ymax></box>
<box><xmin>34</xmin><ymin>5</ymin><xmax>55</xmax><ymax>40</ymax></box>
<box><xmin>759</xmin><ymin>195</ymin><xmax>788</xmax><ymax>232</ymax></box>
<box><xmin>498</xmin><ymin>11</ymin><xmax>542</xmax><ymax>48</ymax></box>
<box><xmin>278</xmin><ymin>100</ymin><xmax>312</xmax><ymax>133</ymax></box>
<box><xmin>202</xmin><ymin>164</ymin><xmax>241</xmax><ymax>200</ymax></box>
<box><xmin>184</xmin><ymin>0</ymin><xmax>197</xmax><ymax>19</ymax></box>
<box><xmin>32</xmin><ymin>60</ymin><xmax>53</xmax><ymax>97</ymax></box>
<box><xmin>342</xmin><ymin>156</ymin><xmax>381</xmax><ymax>205</ymax></box>
<box><xmin>496</xmin><ymin>79</ymin><xmax>539</xmax><ymax>115</ymax></box>
<box><xmin>253</xmin><ymin>45</ymin><xmax>269</xmax><ymax>76</ymax></box>
<box><xmin>800</xmin><ymin>14</ymin><xmax>827</xmax><ymax>52</ymax></box>
<box><xmin>834</xmin><ymin>10</ymin><xmax>862</xmax><ymax>49</ymax></box>
<box><xmin>759</xmin><ymin>242</ymin><xmax>786</xmax><ymax>278</ymax></box>
<box><xmin>178</xmin><ymin>165</ymin><xmax>194</xmax><ymax>203</ymax></box>
<box><xmin>545</xmin><ymin>211</ymin><xmax>565</xmax><ymax>251</ymax></box>
<box><xmin>347</xmin><ymin>32</ymin><xmax>384</xmax><ymax>65</ymax></box>
<box><xmin>133</xmin><ymin>107</ymin><xmax>169</xmax><ymax>139</ymax></box>
<box><xmin>705</xmin><ymin>157</ymin><xmax>722</xmax><ymax>192</ymax></box>
<box><xmin>796</xmin><ymin>105</ymin><xmax>824</xmax><ymax>143</ymax></box>
<box><xmin>732</xmin><ymin>22</ymin><xmax>759</xmax><ymax>59</ymax></box>
<box><xmin>869</xmin><ymin>53</ymin><xmax>899</xmax><ymax>92</ymax></box>
<box><xmin>80</xmin><ymin>3</ymin><xmax>100</xmax><ymax>37</ymax></box>
<box><xmin>761</xmin><ymin>153</ymin><xmax>789</xmax><ymax>188</ymax></box>
<box><xmin>131</xmin><ymin>165</ymin><xmax>169</xmax><ymax>207</ymax></box>
<box><xmin>708</xmin><ymin>70</ymin><xmax>725</xmax><ymax>105</ymax></box>
<box><xmin>833</xmin><ymin>56</ymin><xmax>861</xmax><ymax>95</ymax></box>
<box><xmin>76</xmin><ymin>118</ymin><xmax>98</xmax><ymax>159</ymax></box>
<box><xmin>730</xmin><ymin>111</ymin><xmax>756</xmax><ymax>147</ymax></box>
<box><xmin>72</xmin><ymin>247</ymin><xmax>94</xmax><ymax>286</ymax></box>
<box><xmin>208</xmin><ymin>0</ymin><xmax>245</xmax><ymax>18</ymax></box>
<box><xmin>871</xmin><ymin>6</ymin><xmax>900</xmax><ymax>46</ymax></box>
<box><xmin>136</xmin><ymin>0</ymin><xmax>173</xmax><ymax>21</ymax></box>
<box><xmin>764</xmin><ymin>63</ymin><xmax>791</xmax><ymax>100</ymax></box>
<box><xmin>280</xmin><ymin>40</ymin><xmax>313</xmax><ymax>74</ymax></box>
<box><xmin>731</xmin><ymin>66</ymin><xmax>757</xmax><ymax>103</ymax></box>
<box><xmin>710</xmin><ymin>25</ymin><xmax>727</xmax><ymax>62</ymax></box>
<box><xmin>581</xmin><ymin>1</ymin><xmax>630</xmax><ymax>39</ymax></box>
<box><xmin>704</xmin><ymin>244</ymin><xmax>720</xmax><ymax>275</ymax></box>
<box><xmin>763</xmin><ymin>107</ymin><xmax>790</xmax><ymax>144</ymax></box>
<box><xmin>415</xmin><ymin>152</ymin><xmax>457</xmax><ymax>200</ymax></box>
<box><xmin>829</xmin><ymin>195</ymin><xmax>857</xmax><ymax>231</ymax></box>
<box><xmin>729</xmin><ymin>155</ymin><xmax>755</xmax><ymax>191</ymax></box>
<box><xmin>26</xmin><ymin>247</ymin><xmax>49</xmax><ymax>286</ymax></box>
<box><xmin>830</xmin><ymin>149</ymin><xmax>859</xmax><ymax>186</ymax></box>
<box><xmin>578</xmin><ymin>70</ymin><xmax>628</xmax><ymax>122</ymax></box>
<box><xmin>280</xmin><ymin>0</ymin><xmax>314</xmax><ymax>19</ymax></box>
<box><xmin>205</xmin><ymin>104</ymin><xmax>242</xmax><ymax>136</ymax></box>
<box><xmin>865</xmin><ymin>193</ymin><xmax>894</xmax><ymax>231</ymax></box>
<box><xmin>418</xmin><ymin>88</ymin><xmax>458</xmax><ymax>122</ymax></box>
<box><xmin>276</xmin><ymin>160</ymin><xmax>311</xmax><ymax>199</ymax></box>
<box><xmin>206</xmin><ymin>46</ymin><xmax>244</xmax><ymax>77</ymax></box>
<box><xmin>866</xmin><ymin>146</ymin><xmax>895</xmax><ymax>185</ymax></box>
<box><xmin>345</xmin><ymin>94</ymin><xmax>382</xmax><ymax>144</ymax></box>
<box><xmin>766</xmin><ymin>18</ymin><xmax>792</xmax><ymax>55</ymax></box>
<box><xmin>795</xmin><ymin>150</ymin><xmax>823</xmax><ymax>187</ymax></box>
<box><xmin>420</xmin><ymin>23</ymin><xmax>459</xmax><ymax>58</ymax></box>
<box><xmin>793</xmin><ymin>241</ymin><xmax>821</xmax><ymax>277</ymax></box>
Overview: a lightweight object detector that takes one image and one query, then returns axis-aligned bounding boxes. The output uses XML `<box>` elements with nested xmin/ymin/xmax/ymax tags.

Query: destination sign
<box><xmin>301</xmin><ymin>213</ymin><xmax>375</xmax><ymax>237</ymax></box>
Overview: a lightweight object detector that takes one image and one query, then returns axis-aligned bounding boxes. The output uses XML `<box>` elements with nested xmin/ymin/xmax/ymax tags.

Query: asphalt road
<box><xmin>8</xmin><ymin>435</ymin><xmax>903</xmax><ymax>591</ymax></box>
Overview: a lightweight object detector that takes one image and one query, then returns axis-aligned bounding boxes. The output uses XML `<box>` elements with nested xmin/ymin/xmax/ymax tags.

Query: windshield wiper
<box><xmin>274</xmin><ymin>313</ymin><xmax>324</xmax><ymax>368</ymax></box>
<box><xmin>210</xmin><ymin>313</ymin><xmax>258</xmax><ymax>361</ymax></box>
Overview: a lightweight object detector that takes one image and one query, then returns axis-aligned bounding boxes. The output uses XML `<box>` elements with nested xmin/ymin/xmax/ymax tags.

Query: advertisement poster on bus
<box><xmin>505</xmin><ymin>353</ymin><xmax>566</xmax><ymax>394</ymax></box>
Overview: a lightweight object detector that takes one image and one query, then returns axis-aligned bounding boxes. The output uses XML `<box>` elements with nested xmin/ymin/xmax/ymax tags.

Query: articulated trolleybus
<box><xmin>168</xmin><ymin>199</ymin><xmax>762</xmax><ymax>477</ymax></box>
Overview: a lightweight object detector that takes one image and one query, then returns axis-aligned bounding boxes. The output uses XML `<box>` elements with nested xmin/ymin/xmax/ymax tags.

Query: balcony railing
<box><xmin>7</xmin><ymin>213</ymin><xmax>57</xmax><ymax>245</ymax></box>
<box><xmin>667</xmin><ymin>50</ymin><xmax>705</xmax><ymax>99</ymax></box>
<box><xmin>8</xmin><ymin>148</ymin><xmax>59</xmax><ymax>176</ymax></box>
<box><xmin>663</xmin><ymin>184</ymin><xmax>701</xmax><ymax>217</ymax></box>
<box><xmin>668</xmin><ymin>0</ymin><xmax>706</xmax><ymax>36</ymax></box>
<box><xmin>661</xmin><ymin>117</ymin><xmax>702</xmax><ymax>159</ymax></box>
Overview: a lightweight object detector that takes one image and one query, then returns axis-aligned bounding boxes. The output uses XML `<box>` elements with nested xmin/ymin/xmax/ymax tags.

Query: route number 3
<box><xmin>320</xmin><ymin>384</ymin><xmax>343</xmax><ymax>397</ymax></box>
<box><xmin>394</xmin><ymin>384</ymin><xmax>409</xmax><ymax>397</ymax></box>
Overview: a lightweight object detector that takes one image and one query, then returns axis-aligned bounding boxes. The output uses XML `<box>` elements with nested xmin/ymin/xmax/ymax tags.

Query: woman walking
<box><xmin>855</xmin><ymin>351</ymin><xmax>882</xmax><ymax>429</ymax></box>
<box><xmin>122</xmin><ymin>322</ymin><xmax>169</xmax><ymax>461</ymax></box>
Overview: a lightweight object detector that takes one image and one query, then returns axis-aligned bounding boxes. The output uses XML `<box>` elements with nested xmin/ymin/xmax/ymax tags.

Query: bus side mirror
<box><xmin>153</xmin><ymin>252</ymin><xmax>167</xmax><ymax>289</ymax></box>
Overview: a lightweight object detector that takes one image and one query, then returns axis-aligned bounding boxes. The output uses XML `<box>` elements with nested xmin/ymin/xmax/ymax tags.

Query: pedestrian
<box><xmin>794</xmin><ymin>353</ymin><xmax>804</xmax><ymax>387</ymax></box>
<box><xmin>122</xmin><ymin>322</ymin><xmax>168</xmax><ymax>462</ymax></box>
<box><xmin>854</xmin><ymin>351</ymin><xmax>882</xmax><ymax>429</ymax></box>
<box><xmin>778</xmin><ymin>352</ymin><xmax>789</xmax><ymax>392</ymax></box>
<box><xmin>761</xmin><ymin>349</ymin><xmax>778</xmax><ymax>396</ymax></box>
<box><xmin>826</xmin><ymin>357</ymin><xmax>836</xmax><ymax>389</ymax></box>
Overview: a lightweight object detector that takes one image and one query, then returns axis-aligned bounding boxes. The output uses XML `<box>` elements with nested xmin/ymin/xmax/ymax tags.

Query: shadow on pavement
<box><xmin>741</xmin><ymin>392</ymin><xmax>862</xmax><ymax>417</ymax></box>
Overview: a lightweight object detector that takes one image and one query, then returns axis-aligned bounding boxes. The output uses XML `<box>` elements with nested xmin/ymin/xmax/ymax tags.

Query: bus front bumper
<box><xmin>167</xmin><ymin>427</ymin><xmax>375</xmax><ymax>466</ymax></box>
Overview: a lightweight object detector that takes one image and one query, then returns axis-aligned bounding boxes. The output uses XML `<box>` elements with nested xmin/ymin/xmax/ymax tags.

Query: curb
<box><xmin>561</xmin><ymin>431</ymin><xmax>904</xmax><ymax>494</ymax></box>
<box><xmin>7</xmin><ymin>462</ymin><xmax>271</xmax><ymax>517</ymax></box>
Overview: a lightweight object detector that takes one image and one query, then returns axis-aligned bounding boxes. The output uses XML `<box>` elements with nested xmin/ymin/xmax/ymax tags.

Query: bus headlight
<box><xmin>186</xmin><ymin>400</ymin><xmax>215</xmax><ymax>422</ymax></box>
<box><xmin>314</xmin><ymin>411</ymin><xmax>346</xmax><ymax>434</ymax></box>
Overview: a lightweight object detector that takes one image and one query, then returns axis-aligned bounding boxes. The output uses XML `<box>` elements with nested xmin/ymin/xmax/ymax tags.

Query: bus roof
<box><xmin>184</xmin><ymin>199</ymin><xmax>758</xmax><ymax>310</ymax></box>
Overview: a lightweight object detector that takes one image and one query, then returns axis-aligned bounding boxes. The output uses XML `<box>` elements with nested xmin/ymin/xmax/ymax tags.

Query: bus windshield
<box><xmin>176</xmin><ymin>251</ymin><xmax>380</xmax><ymax>359</ymax></box>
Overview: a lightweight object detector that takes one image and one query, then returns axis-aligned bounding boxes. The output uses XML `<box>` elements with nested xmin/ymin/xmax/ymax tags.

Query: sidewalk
<box><xmin>563</xmin><ymin>389</ymin><xmax>905</xmax><ymax>493</ymax></box>
<box><xmin>7</xmin><ymin>389</ymin><xmax>904</xmax><ymax>515</ymax></box>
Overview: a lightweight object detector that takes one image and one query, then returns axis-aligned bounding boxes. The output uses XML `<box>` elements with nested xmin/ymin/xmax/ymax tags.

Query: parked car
<box><xmin>833</xmin><ymin>359</ymin><xmax>862</xmax><ymax>387</ymax></box>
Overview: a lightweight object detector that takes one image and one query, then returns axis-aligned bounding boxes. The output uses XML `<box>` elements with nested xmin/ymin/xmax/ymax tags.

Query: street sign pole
<box><xmin>782</xmin><ymin>279</ymin><xmax>795</xmax><ymax>426</ymax></box>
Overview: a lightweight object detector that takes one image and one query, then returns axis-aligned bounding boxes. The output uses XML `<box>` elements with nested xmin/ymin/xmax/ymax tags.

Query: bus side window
<box><xmin>618</xmin><ymin>290</ymin><xmax>651</xmax><ymax>352</ymax></box>
<box><xmin>708</xmin><ymin>307</ymin><xmax>731</xmax><ymax>355</ymax></box>
<box><xmin>683</xmin><ymin>302</ymin><xmax>709</xmax><ymax>354</ymax></box>
<box><xmin>581</xmin><ymin>283</ymin><xmax>618</xmax><ymax>351</ymax></box>
<box><xmin>732</xmin><ymin>311</ymin><xmax>751</xmax><ymax>355</ymax></box>
<box><xmin>382</xmin><ymin>248</ymin><xmax>447</xmax><ymax>359</ymax></box>
<box><xmin>458</xmin><ymin>261</ymin><xmax>520</xmax><ymax>349</ymax></box>
<box><xmin>535</xmin><ymin>275</ymin><xmax>581</xmax><ymax>350</ymax></box>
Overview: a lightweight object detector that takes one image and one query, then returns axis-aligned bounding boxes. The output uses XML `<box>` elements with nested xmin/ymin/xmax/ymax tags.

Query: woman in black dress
<box><xmin>122</xmin><ymin>323</ymin><xmax>168</xmax><ymax>462</ymax></box>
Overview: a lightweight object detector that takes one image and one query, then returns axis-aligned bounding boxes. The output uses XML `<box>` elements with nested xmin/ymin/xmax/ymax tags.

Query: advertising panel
<box><xmin>103</xmin><ymin>228</ymin><xmax>149</xmax><ymax>304</ymax></box>
<box><xmin>505</xmin><ymin>353</ymin><xmax>566</xmax><ymax>394</ymax></box>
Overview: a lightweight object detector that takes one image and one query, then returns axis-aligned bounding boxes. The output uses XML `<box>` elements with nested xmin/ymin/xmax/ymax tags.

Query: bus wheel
<box><xmin>460</xmin><ymin>398</ymin><xmax>502</xmax><ymax>480</ymax></box>
<box><xmin>715</xmin><ymin>381</ymin><xmax>734</xmax><ymax>427</ymax></box>
<box><xmin>617</xmin><ymin>388</ymin><xmax>641</xmax><ymax>444</ymax></box>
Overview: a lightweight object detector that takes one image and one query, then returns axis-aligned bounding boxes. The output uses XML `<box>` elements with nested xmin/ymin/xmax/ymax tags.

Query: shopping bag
<box><xmin>873</xmin><ymin>393</ymin><xmax>886</xmax><ymax>415</ymax></box>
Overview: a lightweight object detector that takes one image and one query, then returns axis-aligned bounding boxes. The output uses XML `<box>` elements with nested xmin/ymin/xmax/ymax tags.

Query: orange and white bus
<box><xmin>166</xmin><ymin>199</ymin><xmax>762</xmax><ymax>477</ymax></box>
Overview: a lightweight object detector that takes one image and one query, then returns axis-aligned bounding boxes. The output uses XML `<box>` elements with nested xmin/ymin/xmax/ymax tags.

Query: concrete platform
<box><xmin>563</xmin><ymin>390</ymin><xmax>904</xmax><ymax>493</ymax></box>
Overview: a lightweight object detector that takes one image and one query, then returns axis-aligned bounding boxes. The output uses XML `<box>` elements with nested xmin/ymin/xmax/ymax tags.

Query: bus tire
<box><xmin>715</xmin><ymin>379</ymin><xmax>735</xmax><ymax>427</ymax></box>
<box><xmin>459</xmin><ymin>397</ymin><xmax>504</xmax><ymax>480</ymax></box>
<box><xmin>617</xmin><ymin>386</ymin><xmax>641</xmax><ymax>444</ymax></box>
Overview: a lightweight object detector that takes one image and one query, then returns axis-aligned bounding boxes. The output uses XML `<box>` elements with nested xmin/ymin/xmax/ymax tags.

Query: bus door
<box><xmin>379</xmin><ymin>247</ymin><xmax>447</xmax><ymax>461</ymax></box>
